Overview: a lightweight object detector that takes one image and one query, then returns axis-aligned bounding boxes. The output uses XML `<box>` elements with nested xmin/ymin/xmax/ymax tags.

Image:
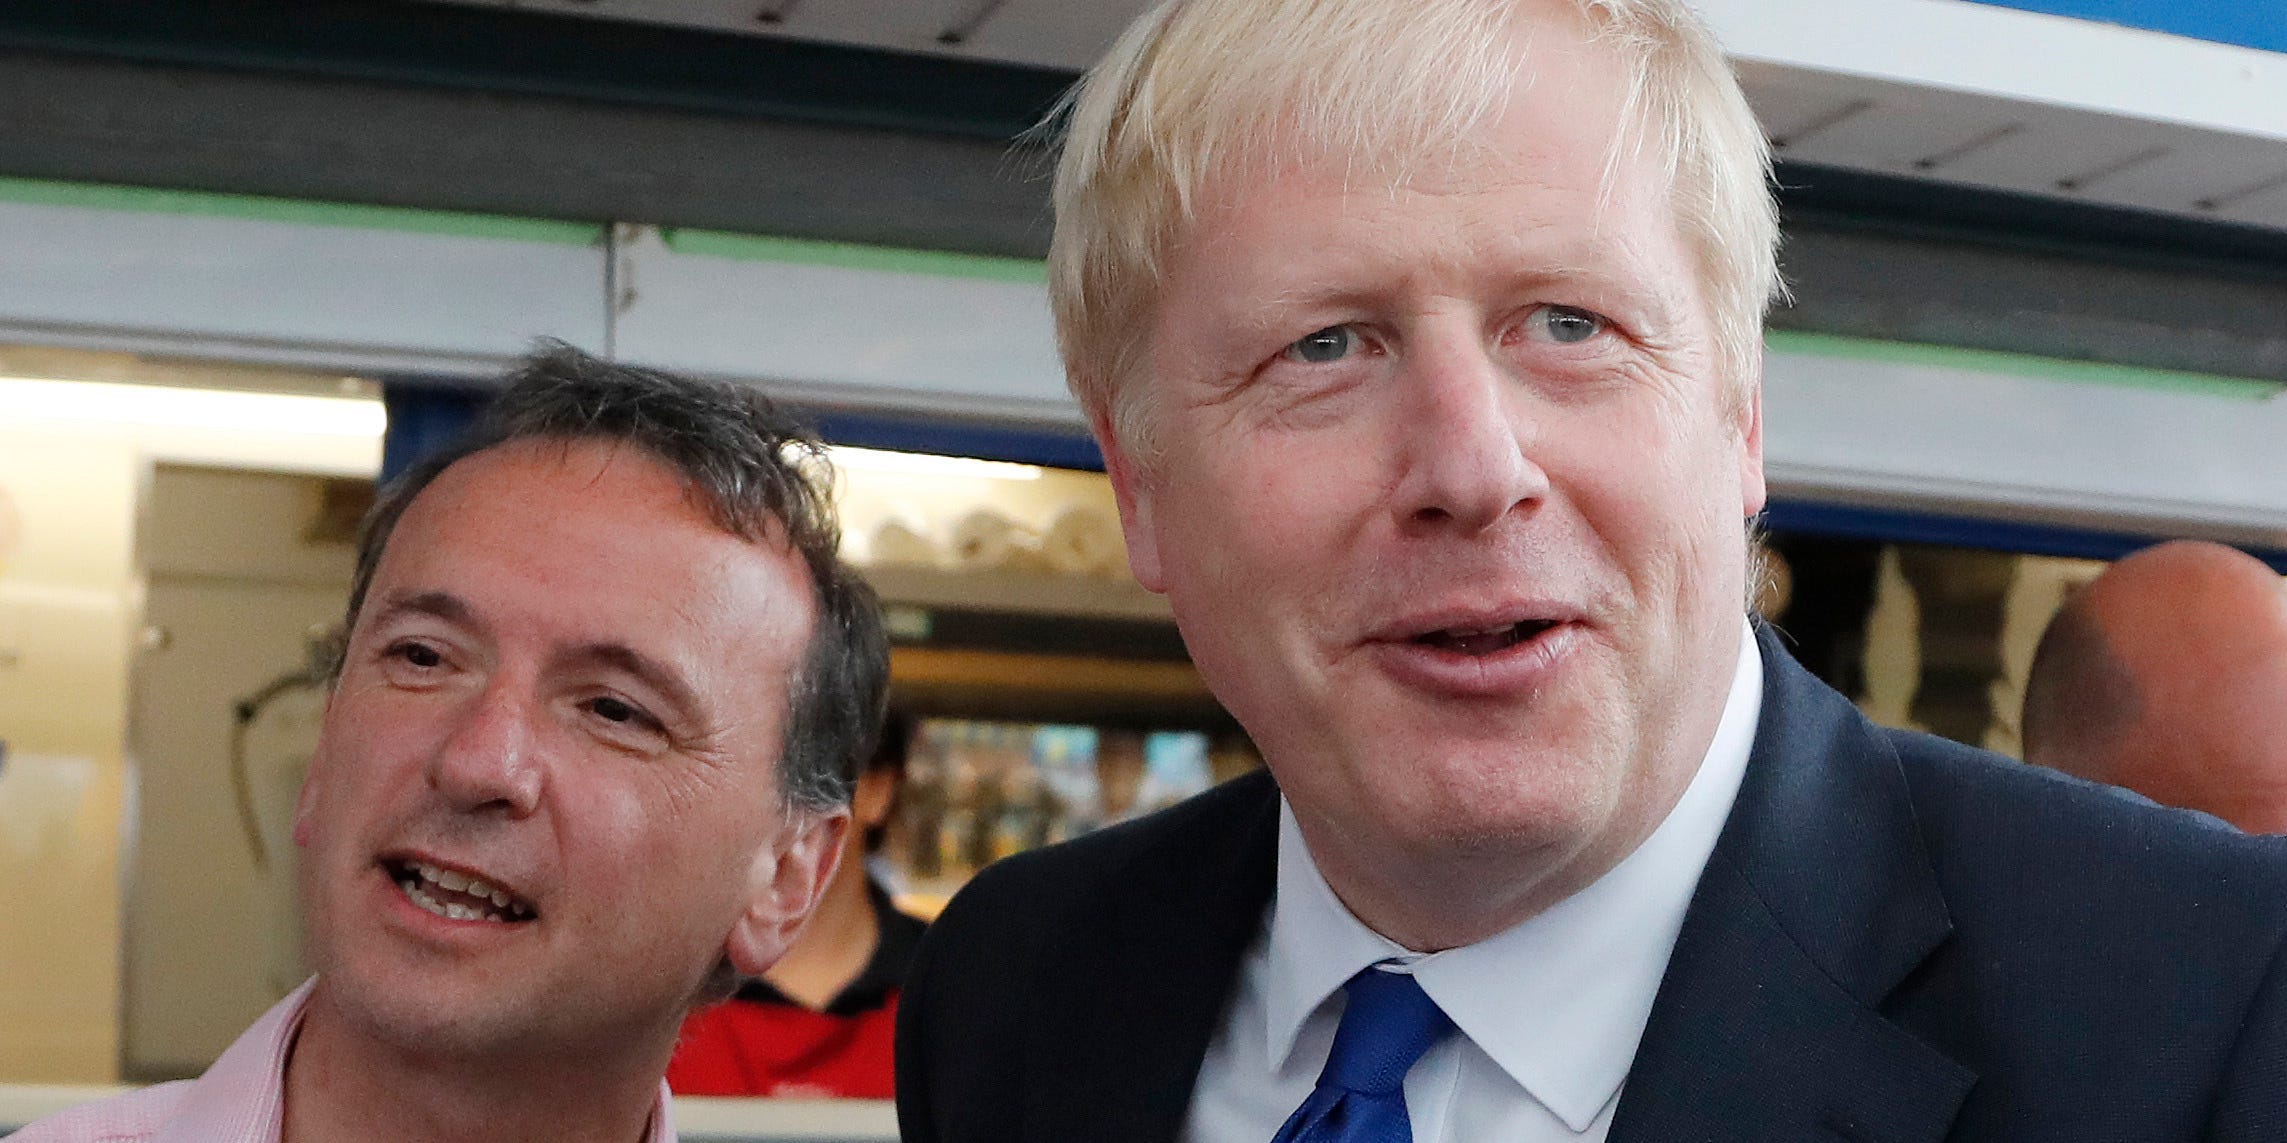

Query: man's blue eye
<box><xmin>1536</xmin><ymin>306</ymin><xmax>1606</xmax><ymax>344</ymax></box>
<box><xmin>1286</xmin><ymin>326</ymin><xmax>1357</xmax><ymax>364</ymax></box>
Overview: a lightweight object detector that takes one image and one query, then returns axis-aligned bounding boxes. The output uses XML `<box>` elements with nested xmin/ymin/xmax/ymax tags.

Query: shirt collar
<box><xmin>153</xmin><ymin>978</ymin><xmax>314</xmax><ymax>1143</ymax></box>
<box><xmin>1261</xmin><ymin>618</ymin><xmax>1762</xmax><ymax>1131</ymax></box>
<box><xmin>155</xmin><ymin>977</ymin><xmax>678</xmax><ymax>1143</ymax></box>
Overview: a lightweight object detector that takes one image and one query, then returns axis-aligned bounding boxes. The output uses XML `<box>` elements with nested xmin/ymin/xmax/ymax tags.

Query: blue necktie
<box><xmin>1271</xmin><ymin>967</ymin><xmax>1456</xmax><ymax>1143</ymax></box>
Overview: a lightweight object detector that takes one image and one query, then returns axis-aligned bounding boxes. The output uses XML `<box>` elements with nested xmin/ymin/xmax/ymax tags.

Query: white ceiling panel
<box><xmin>412</xmin><ymin>0</ymin><xmax>2287</xmax><ymax>235</ymax></box>
<box><xmin>1750</xmin><ymin>69</ymin><xmax>2027</xmax><ymax>173</ymax></box>
<box><xmin>951</xmin><ymin>0</ymin><xmax>1156</xmax><ymax>70</ymax></box>
<box><xmin>444</xmin><ymin>0</ymin><xmax>805</xmax><ymax>42</ymax></box>
<box><xmin>2217</xmin><ymin>178</ymin><xmax>2287</xmax><ymax>230</ymax></box>
<box><xmin>1945</xmin><ymin>121</ymin><xmax>2185</xmax><ymax>199</ymax></box>
<box><xmin>746</xmin><ymin>0</ymin><xmax>980</xmax><ymax>58</ymax></box>
<box><xmin>419</xmin><ymin>0</ymin><xmax>1144</xmax><ymax>67</ymax></box>
<box><xmin>1738</xmin><ymin>60</ymin><xmax>2287</xmax><ymax>231</ymax></box>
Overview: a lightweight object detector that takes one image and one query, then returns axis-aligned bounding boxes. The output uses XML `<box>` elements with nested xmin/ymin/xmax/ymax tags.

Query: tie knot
<box><xmin>1319</xmin><ymin>968</ymin><xmax>1454</xmax><ymax>1095</ymax></box>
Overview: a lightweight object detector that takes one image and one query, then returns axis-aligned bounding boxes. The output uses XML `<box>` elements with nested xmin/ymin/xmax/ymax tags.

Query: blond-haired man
<box><xmin>897</xmin><ymin>2</ymin><xmax>2287</xmax><ymax>1141</ymax></box>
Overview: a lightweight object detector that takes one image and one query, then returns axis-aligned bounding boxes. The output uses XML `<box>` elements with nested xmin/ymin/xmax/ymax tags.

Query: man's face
<box><xmin>295</xmin><ymin>438</ymin><xmax>839</xmax><ymax>1061</ymax></box>
<box><xmin>1110</xmin><ymin>24</ymin><xmax>1765</xmax><ymax>927</ymax></box>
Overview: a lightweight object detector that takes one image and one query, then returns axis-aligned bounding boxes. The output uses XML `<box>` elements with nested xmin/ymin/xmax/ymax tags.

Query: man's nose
<box><xmin>1392</xmin><ymin>338</ymin><xmax>1550</xmax><ymax>535</ymax></box>
<box><xmin>425</xmin><ymin>685</ymin><xmax>544</xmax><ymax>818</ymax></box>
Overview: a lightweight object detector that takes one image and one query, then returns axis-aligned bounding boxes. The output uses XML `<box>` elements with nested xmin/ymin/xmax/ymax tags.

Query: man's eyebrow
<box><xmin>564</xmin><ymin>643</ymin><xmax>704</xmax><ymax>719</ymax></box>
<box><xmin>1247</xmin><ymin>254</ymin><xmax>1640</xmax><ymax>309</ymax></box>
<box><xmin>372</xmin><ymin>590</ymin><xmax>479</xmax><ymax>630</ymax></box>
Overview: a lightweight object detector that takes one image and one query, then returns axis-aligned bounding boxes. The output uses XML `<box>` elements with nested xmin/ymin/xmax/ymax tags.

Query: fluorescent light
<box><xmin>829</xmin><ymin>446</ymin><xmax>1042</xmax><ymax>482</ymax></box>
<box><xmin>0</xmin><ymin>376</ymin><xmax>386</xmax><ymax>439</ymax></box>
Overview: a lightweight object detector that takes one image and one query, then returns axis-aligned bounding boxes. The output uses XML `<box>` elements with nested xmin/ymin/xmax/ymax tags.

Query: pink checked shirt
<box><xmin>12</xmin><ymin>980</ymin><xmax>677</xmax><ymax>1143</ymax></box>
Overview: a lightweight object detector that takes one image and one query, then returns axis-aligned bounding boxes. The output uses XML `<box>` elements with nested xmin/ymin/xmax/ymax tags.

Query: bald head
<box><xmin>2023</xmin><ymin>541</ymin><xmax>2287</xmax><ymax>832</ymax></box>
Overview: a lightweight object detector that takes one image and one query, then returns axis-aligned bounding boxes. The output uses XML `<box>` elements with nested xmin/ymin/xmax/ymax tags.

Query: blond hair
<box><xmin>1046</xmin><ymin>0</ymin><xmax>1781</xmax><ymax>458</ymax></box>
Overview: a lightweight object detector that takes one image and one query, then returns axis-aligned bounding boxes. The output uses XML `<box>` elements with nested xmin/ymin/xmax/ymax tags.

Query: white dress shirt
<box><xmin>1182</xmin><ymin>621</ymin><xmax>1762</xmax><ymax>1143</ymax></box>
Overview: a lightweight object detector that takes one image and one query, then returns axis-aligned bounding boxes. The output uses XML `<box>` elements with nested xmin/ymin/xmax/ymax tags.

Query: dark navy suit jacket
<box><xmin>897</xmin><ymin>626</ymin><xmax>2287</xmax><ymax>1141</ymax></box>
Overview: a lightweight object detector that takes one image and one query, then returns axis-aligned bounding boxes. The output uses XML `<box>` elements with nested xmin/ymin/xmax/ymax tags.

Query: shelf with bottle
<box><xmin>882</xmin><ymin>716</ymin><xmax>1262</xmax><ymax>918</ymax></box>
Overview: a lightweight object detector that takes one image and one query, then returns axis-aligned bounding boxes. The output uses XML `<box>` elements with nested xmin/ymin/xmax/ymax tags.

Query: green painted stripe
<box><xmin>1768</xmin><ymin>330</ymin><xmax>2284</xmax><ymax>401</ymax></box>
<box><xmin>664</xmin><ymin>228</ymin><xmax>1048</xmax><ymax>284</ymax></box>
<box><xmin>0</xmin><ymin>176</ymin><xmax>602</xmax><ymax>246</ymax></box>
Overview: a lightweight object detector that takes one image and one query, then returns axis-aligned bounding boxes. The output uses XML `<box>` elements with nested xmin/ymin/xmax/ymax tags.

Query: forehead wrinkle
<box><xmin>1369</xmin><ymin>176</ymin><xmax>1647</xmax><ymax>286</ymax></box>
<box><xmin>1267</xmin><ymin>235</ymin><xmax>1673</xmax><ymax>314</ymax></box>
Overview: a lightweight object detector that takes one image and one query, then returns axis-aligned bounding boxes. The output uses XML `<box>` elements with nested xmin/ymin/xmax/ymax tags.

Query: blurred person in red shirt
<box><xmin>670</xmin><ymin>718</ymin><xmax>926</xmax><ymax>1099</ymax></box>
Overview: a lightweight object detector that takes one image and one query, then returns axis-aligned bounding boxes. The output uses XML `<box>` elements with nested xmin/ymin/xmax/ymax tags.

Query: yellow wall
<box><xmin>0</xmin><ymin>365</ymin><xmax>380</xmax><ymax>1084</ymax></box>
<box><xmin>0</xmin><ymin>431</ymin><xmax>138</xmax><ymax>1082</ymax></box>
<box><xmin>124</xmin><ymin>466</ymin><xmax>355</xmax><ymax>1078</ymax></box>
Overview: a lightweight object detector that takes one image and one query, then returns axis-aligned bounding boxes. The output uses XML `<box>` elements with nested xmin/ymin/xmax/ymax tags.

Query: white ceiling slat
<box><xmin>1699</xmin><ymin>0</ymin><xmax>2287</xmax><ymax>144</ymax></box>
<box><xmin>2219</xmin><ymin>180</ymin><xmax>2287</xmax><ymax>230</ymax></box>
<box><xmin>412</xmin><ymin>0</ymin><xmax>2287</xmax><ymax>236</ymax></box>
<box><xmin>951</xmin><ymin>0</ymin><xmax>1159</xmax><ymax>70</ymax></box>
<box><xmin>479</xmin><ymin>0</ymin><xmax>784</xmax><ymax>40</ymax></box>
<box><xmin>1759</xmin><ymin>83</ymin><xmax>2029</xmax><ymax>175</ymax></box>
<box><xmin>1741</xmin><ymin>60</ymin><xmax>2287</xmax><ymax>231</ymax></box>
<box><xmin>765</xmin><ymin>0</ymin><xmax>968</xmax><ymax>54</ymax></box>
<box><xmin>413</xmin><ymin>0</ymin><xmax>1140</xmax><ymax>66</ymax></box>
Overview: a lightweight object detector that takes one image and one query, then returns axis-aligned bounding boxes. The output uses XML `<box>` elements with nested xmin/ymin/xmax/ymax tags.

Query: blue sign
<box><xmin>1967</xmin><ymin>1</ymin><xmax>2287</xmax><ymax>54</ymax></box>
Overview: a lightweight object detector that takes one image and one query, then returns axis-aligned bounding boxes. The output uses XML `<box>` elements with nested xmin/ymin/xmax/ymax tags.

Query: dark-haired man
<box><xmin>19</xmin><ymin>346</ymin><xmax>888</xmax><ymax>1143</ymax></box>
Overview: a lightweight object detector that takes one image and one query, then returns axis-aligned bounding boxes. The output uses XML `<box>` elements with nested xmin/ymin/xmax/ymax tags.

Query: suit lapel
<box><xmin>1610</xmin><ymin>627</ymin><xmax>1975</xmax><ymax>1143</ymax></box>
<box><xmin>1027</xmin><ymin>770</ymin><xmax>1282</xmax><ymax>1143</ymax></box>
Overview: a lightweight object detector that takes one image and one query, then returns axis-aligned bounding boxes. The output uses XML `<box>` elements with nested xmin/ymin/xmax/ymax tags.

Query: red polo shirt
<box><xmin>668</xmin><ymin>885</ymin><xmax>926</xmax><ymax>1099</ymax></box>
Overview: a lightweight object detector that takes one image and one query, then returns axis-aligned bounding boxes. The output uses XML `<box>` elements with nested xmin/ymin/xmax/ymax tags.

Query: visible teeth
<box><xmin>395</xmin><ymin>862</ymin><xmax>524</xmax><ymax>922</ymax></box>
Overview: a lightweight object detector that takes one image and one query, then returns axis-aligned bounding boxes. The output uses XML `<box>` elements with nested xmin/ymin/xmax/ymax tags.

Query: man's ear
<box><xmin>1735</xmin><ymin>370</ymin><xmax>1767</xmax><ymax>518</ymax></box>
<box><xmin>291</xmin><ymin>774</ymin><xmax>320</xmax><ymax>848</ymax></box>
<box><xmin>1096</xmin><ymin>415</ymin><xmax>1166</xmax><ymax>593</ymax></box>
<box><xmin>852</xmin><ymin>768</ymin><xmax>898</xmax><ymax>832</ymax></box>
<box><xmin>725</xmin><ymin>808</ymin><xmax>850</xmax><ymax>977</ymax></box>
<box><xmin>291</xmin><ymin>726</ymin><xmax>335</xmax><ymax>848</ymax></box>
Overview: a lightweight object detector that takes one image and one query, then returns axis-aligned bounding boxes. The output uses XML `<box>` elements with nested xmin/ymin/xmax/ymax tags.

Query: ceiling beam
<box><xmin>0</xmin><ymin>1</ymin><xmax>2281</xmax><ymax>382</ymax></box>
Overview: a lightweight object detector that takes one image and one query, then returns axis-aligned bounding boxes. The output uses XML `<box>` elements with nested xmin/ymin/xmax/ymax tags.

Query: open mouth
<box><xmin>383</xmin><ymin>858</ymin><xmax>536</xmax><ymax>924</ymax></box>
<box><xmin>1411</xmin><ymin>618</ymin><xmax>1561</xmax><ymax>656</ymax></box>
